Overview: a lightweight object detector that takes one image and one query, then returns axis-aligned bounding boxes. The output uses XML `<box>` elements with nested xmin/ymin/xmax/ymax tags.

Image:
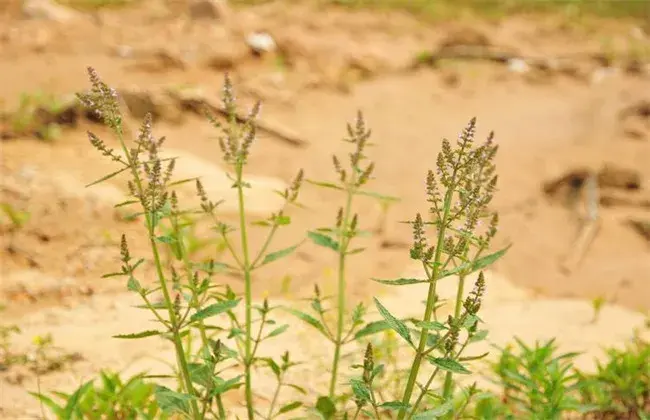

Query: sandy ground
<box><xmin>1</xmin><ymin>0</ymin><xmax>650</xmax><ymax>418</ymax></box>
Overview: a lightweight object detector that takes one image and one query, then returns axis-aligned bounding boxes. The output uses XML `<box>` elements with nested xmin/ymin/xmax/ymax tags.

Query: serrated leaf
<box><xmin>188</xmin><ymin>363</ymin><xmax>213</xmax><ymax>388</ymax></box>
<box><xmin>307</xmin><ymin>231</ymin><xmax>339</xmax><ymax>252</ymax></box>
<box><xmin>372</xmin><ymin>277</ymin><xmax>429</xmax><ymax>286</ymax></box>
<box><xmin>374</xmin><ymin>298</ymin><xmax>412</xmax><ymax>346</ymax></box>
<box><xmin>278</xmin><ymin>401</ymin><xmax>303</xmax><ymax>415</ymax></box>
<box><xmin>156</xmin><ymin>234</ymin><xmax>177</xmax><ymax>244</ymax></box>
<box><xmin>190</xmin><ymin>299</ymin><xmax>241</xmax><ymax>322</ymax></box>
<box><xmin>349</xmin><ymin>379</ymin><xmax>371</xmax><ymax>403</ymax></box>
<box><xmin>469</xmin><ymin>329</ymin><xmax>489</xmax><ymax>343</ymax></box>
<box><xmin>354</xmin><ymin>320</ymin><xmax>391</xmax><ymax>340</ymax></box>
<box><xmin>154</xmin><ymin>386</ymin><xmax>194</xmax><ymax>416</ymax></box>
<box><xmin>427</xmin><ymin>357</ymin><xmax>471</xmax><ymax>374</ymax></box>
<box><xmin>284</xmin><ymin>308</ymin><xmax>328</xmax><ymax>337</ymax></box>
<box><xmin>463</xmin><ymin>314</ymin><xmax>480</xmax><ymax>330</ymax></box>
<box><xmin>213</xmin><ymin>375</ymin><xmax>244</xmax><ymax>395</ymax></box>
<box><xmin>412</xmin><ymin>401</ymin><xmax>454</xmax><ymax>419</ymax></box>
<box><xmin>113</xmin><ymin>330</ymin><xmax>161</xmax><ymax>339</ymax></box>
<box><xmin>438</xmin><ymin>245</ymin><xmax>512</xmax><ymax>278</ymax></box>
<box><xmin>315</xmin><ymin>396</ymin><xmax>336</xmax><ymax>419</ymax></box>
<box><xmin>261</xmin><ymin>243</ymin><xmax>301</xmax><ymax>266</ymax></box>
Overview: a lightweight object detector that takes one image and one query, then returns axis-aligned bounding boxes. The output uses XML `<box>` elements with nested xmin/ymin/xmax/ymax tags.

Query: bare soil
<box><xmin>1</xmin><ymin>1</ymin><xmax>649</xmax><ymax>418</ymax></box>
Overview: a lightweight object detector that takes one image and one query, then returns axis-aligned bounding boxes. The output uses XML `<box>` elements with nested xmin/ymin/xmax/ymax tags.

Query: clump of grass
<box><xmin>32</xmin><ymin>370</ymin><xmax>165</xmax><ymax>419</ymax></box>
<box><xmin>31</xmin><ymin>66</ymin><xmax>509</xmax><ymax>419</ymax></box>
<box><xmin>578</xmin><ymin>335</ymin><xmax>650</xmax><ymax>418</ymax></box>
<box><xmin>3</xmin><ymin>91</ymin><xmax>71</xmax><ymax>141</ymax></box>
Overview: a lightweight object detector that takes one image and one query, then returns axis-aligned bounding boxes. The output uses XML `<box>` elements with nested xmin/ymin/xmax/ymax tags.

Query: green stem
<box><xmin>266</xmin><ymin>373</ymin><xmax>284</xmax><ymax>419</ymax></box>
<box><xmin>235</xmin><ymin>162</ymin><xmax>255</xmax><ymax>420</ymax></box>
<box><xmin>397</xmin><ymin>188</ymin><xmax>454</xmax><ymax>420</ymax></box>
<box><xmin>117</xmin><ymin>132</ymin><xmax>200</xmax><ymax>418</ymax></box>
<box><xmin>441</xmin><ymin>272</ymin><xmax>467</xmax><ymax>402</ymax></box>
<box><xmin>329</xmin><ymin>182</ymin><xmax>355</xmax><ymax>398</ymax></box>
<box><xmin>171</xmin><ymin>213</ymin><xmax>218</xmax><ymax>415</ymax></box>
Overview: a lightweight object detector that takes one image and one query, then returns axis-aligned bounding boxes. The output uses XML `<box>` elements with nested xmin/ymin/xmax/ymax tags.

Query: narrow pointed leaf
<box><xmin>278</xmin><ymin>401</ymin><xmax>303</xmax><ymax>415</ymax></box>
<box><xmin>85</xmin><ymin>166</ymin><xmax>130</xmax><ymax>188</ymax></box>
<box><xmin>416</xmin><ymin>320</ymin><xmax>448</xmax><ymax>331</ymax></box>
<box><xmin>190</xmin><ymin>299</ymin><xmax>240</xmax><ymax>322</ymax></box>
<box><xmin>372</xmin><ymin>277</ymin><xmax>429</xmax><ymax>286</ymax></box>
<box><xmin>427</xmin><ymin>357</ymin><xmax>471</xmax><ymax>374</ymax></box>
<box><xmin>63</xmin><ymin>381</ymin><xmax>93</xmax><ymax>419</ymax></box>
<box><xmin>374</xmin><ymin>298</ymin><xmax>412</xmax><ymax>346</ymax></box>
<box><xmin>357</xmin><ymin>190</ymin><xmax>400</xmax><ymax>202</ymax></box>
<box><xmin>354</xmin><ymin>320</ymin><xmax>391</xmax><ymax>340</ymax></box>
<box><xmin>307</xmin><ymin>231</ymin><xmax>339</xmax><ymax>252</ymax></box>
<box><xmin>261</xmin><ymin>243</ymin><xmax>301</xmax><ymax>266</ymax></box>
<box><xmin>266</xmin><ymin>324</ymin><xmax>289</xmax><ymax>338</ymax></box>
<box><xmin>379</xmin><ymin>401</ymin><xmax>411</xmax><ymax>411</ymax></box>
<box><xmin>306</xmin><ymin>180</ymin><xmax>343</xmax><ymax>191</ymax></box>
<box><xmin>284</xmin><ymin>308</ymin><xmax>328</xmax><ymax>337</ymax></box>
<box><xmin>113</xmin><ymin>330</ymin><xmax>161</xmax><ymax>339</ymax></box>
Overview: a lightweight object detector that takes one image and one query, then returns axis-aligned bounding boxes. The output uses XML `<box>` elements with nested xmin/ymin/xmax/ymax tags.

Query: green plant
<box><xmin>38</xmin><ymin>66</ymin><xmax>509</xmax><ymax>419</ymax></box>
<box><xmin>8</xmin><ymin>91</ymin><xmax>68</xmax><ymax>141</ymax></box>
<box><xmin>0</xmin><ymin>202</ymin><xmax>31</xmax><ymax>230</ymax></box>
<box><xmin>578</xmin><ymin>335</ymin><xmax>650</xmax><ymax>418</ymax></box>
<box><xmin>0</xmin><ymin>322</ymin><xmax>21</xmax><ymax>371</ymax></box>
<box><xmin>486</xmin><ymin>338</ymin><xmax>586</xmax><ymax>419</ymax></box>
<box><xmin>31</xmin><ymin>370</ymin><xmax>165</xmax><ymax>419</ymax></box>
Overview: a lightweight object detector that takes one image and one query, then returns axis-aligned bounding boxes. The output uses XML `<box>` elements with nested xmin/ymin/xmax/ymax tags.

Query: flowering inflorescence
<box><xmin>208</xmin><ymin>73</ymin><xmax>261</xmax><ymax>167</ymax></box>
<box><xmin>77</xmin><ymin>67</ymin><xmax>122</xmax><ymax>132</ymax></box>
<box><xmin>332</xmin><ymin>111</ymin><xmax>375</xmax><ymax>188</ymax></box>
<box><xmin>411</xmin><ymin>117</ymin><xmax>500</xmax><ymax>267</ymax></box>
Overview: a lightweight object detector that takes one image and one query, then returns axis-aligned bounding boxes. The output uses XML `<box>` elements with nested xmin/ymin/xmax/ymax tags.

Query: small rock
<box><xmin>119</xmin><ymin>88</ymin><xmax>184</xmax><ymax>124</ymax></box>
<box><xmin>22</xmin><ymin>0</ymin><xmax>82</xmax><ymax>23</ymax></box>
<box><xmin>246</xmin><ymin>32</ymin><xmax>277</xmax><ymax>55</ymax></box>
<box><xmin>113</xmin><ymin>45</ymin><xmax>134</xmax><ymax>59</ymax></box>
<box><xmin>205</xmin><ymin>41</ymin><xmax>249</xmax><ymax>70</ymax></box>
<box><xmin>598</xmin><ymin>164</ymin><xmax>641</xmax><ymax>190</ymax></box>
<box><xmin>132</xmin><ymin>49</ymin><xmax>188</xmax><ymax>73</ymax></box>
<box><xmin>508</xmin><ymin>58</ymin><xmax>530</xmax><ymax>74</ymax></box>
<box><xmin>439</xmin><ymin>25</ymin><xmax>491</xmax><ymax>49</ymax></box>
<box><xmin>188</xmin><ymin>0</ymin><xmax>229</xmax><ymax>20</ymax></box>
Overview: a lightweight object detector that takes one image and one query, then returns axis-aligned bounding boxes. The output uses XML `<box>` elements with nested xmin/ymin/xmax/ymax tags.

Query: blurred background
<box><xmin>1</xmin><ymin>0</ymin><xmax>649</xmax><ymax>417</ymax></box>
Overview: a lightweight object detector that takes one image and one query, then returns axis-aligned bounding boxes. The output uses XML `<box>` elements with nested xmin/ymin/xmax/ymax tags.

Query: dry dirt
<box><xmin>1</xmin><ymin>0</ymin><xmax>650</xmax><ymax>418</ymax></box>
